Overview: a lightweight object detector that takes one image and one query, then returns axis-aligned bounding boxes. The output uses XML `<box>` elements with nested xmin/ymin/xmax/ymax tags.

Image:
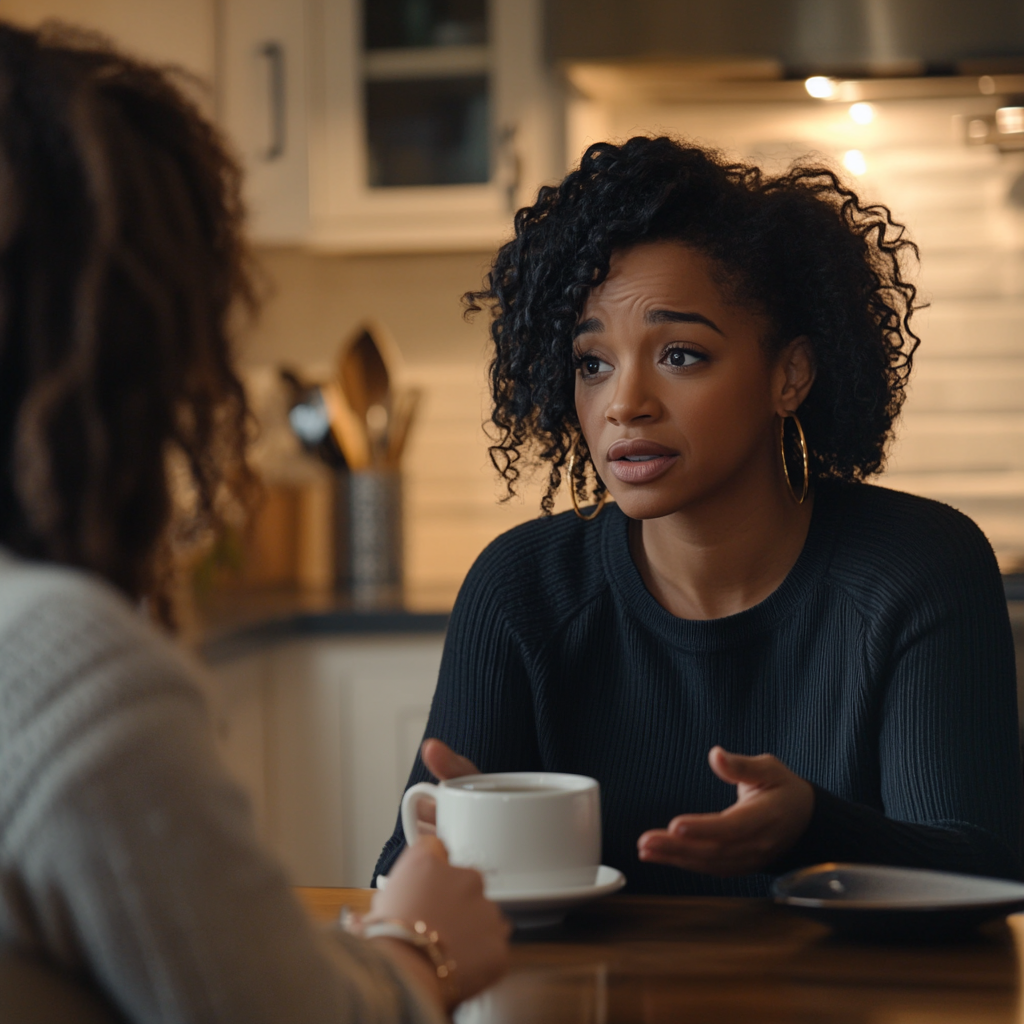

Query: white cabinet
<box><xmin>207</xmin><ymin>633</ymin><xmax>444</xmax><ymax>887</ymax></box>
<box><xmin>220</xmin><ymin>0</ymin><xmax>311</xmax><ymax>242</ymax></box>
<box><xmin>219</xmin><ymin>0</ymin><xmax>562</xmax><ymax>250</ymax></box>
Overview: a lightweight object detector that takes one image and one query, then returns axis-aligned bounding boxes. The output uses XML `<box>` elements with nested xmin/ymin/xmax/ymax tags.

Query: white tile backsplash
<box><xmin>577</xmin><ymin>92</ymin><xmax>1024</xmax><ymax>567</ymax></box>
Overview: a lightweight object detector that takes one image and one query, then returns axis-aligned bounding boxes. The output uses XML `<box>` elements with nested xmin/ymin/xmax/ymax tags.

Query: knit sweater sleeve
<box><xmin>0</xmin><ymin>567</ymin><xmax>443</xmax><ymax>1024</ymax></box>
<box><xmin>374</xmin><ymin>545</ymin><xmax>542</xmax><ymax>883</ymax></box>
<box><xmin>780</xmin><ymin>508</ymin><xmax>1023</xmax><ymax>880</ymax></box>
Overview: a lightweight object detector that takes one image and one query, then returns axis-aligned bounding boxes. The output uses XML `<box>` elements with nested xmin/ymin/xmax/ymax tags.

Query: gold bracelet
<box><xmin>361</xmin><ymin>918</ymin><xmax>459</xmax><ymax>1005</ymax></box>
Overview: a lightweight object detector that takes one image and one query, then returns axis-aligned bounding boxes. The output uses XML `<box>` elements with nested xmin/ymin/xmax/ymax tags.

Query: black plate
<box><xmin>772</xmin><ymin>863</ymin><xmax>1024</xmax><ymax>940</ymax></box>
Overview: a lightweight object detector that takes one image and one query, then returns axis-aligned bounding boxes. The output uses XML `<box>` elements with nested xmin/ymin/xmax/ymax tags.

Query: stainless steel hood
<box><xmin>548</xmin><ymin>0</ymin><xmax>1024</xmax><ymax>79</ymax></box>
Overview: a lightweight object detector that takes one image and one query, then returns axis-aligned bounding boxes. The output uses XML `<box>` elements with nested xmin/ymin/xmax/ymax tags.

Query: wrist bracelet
<box><xmin>362</xmin><ymin>918</ymin><xmax>459</xmax><ymax>1004</ymax></box>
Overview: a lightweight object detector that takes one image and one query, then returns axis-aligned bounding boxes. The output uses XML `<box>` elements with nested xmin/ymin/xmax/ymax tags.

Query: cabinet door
<box><xmin>310</xmin><ymin>0</ymin><xmax>561</xmax><ymax>251</ymax></box>
<box><xmin>220</xmin><ymin>0</ymin><xmax>310</xmax><ymax>241</ymax></box>
<box><xmin>209</xmin><ymin>634</ymin><xmax>444</xmax><ymax>887</ymax></box>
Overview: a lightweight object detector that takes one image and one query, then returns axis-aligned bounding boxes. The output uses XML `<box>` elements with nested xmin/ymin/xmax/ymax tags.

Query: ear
<box><xmin>773</xmin><ymin>335</ymin><xmax>815</xmax><ymax>415</ymax></box>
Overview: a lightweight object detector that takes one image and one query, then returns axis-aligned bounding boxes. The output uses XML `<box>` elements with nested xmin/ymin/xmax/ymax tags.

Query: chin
<box><xmin>607</xmin><ymin>489</ymin><xmax>688</xmax><ymax>521</ymax></box>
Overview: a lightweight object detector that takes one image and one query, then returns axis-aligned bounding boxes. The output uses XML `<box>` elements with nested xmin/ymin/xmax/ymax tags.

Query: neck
<box><xmin>630</xmin><ymin>462</ymin><xmax>815</xmax><ymax>621</ymax></box>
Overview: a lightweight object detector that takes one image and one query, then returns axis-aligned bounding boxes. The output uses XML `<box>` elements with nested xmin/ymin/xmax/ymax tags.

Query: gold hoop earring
<box><xmin>779</xmin><ymin>413</ymin><xmax>809</xmax><ymax>505</ymax></box>
<box><xmin>567</xmin><ymin>442</ymin><xmax>608</xmax><ymax>521</ymax></box>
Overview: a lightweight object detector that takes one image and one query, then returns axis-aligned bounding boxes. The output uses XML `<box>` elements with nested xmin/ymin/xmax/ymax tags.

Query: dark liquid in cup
<box><xmin>459</xmin><ymin>782</ymin><xmax>559</xmax><ymax>793</ymax></box>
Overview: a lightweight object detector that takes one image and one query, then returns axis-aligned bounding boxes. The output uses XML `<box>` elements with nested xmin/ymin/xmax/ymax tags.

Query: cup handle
<box><xmin>401</xmin><ymin>782</ymin><xmax>439</xmax><ymax>845</ymax></box>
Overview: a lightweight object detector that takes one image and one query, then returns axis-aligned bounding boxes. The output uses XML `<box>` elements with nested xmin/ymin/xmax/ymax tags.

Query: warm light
<box><xmin>849</xmin><ymin>102</ymin><xmax>874</xmax><ymax>125</ymax></box>
<box><xmin>805</xmin><ymin>76</ymin><xmax>836</xmax><ymax>99</ymax></box>
<box><xmin>843</xmin><ymin>149</ymin><xmax>867</xmax><ymax>175</ymax></box>
<box><xmin>968</xmin><ymin>118</ymin><xmax>990</xmax><ymax>140</ymax></box>
<box><xmin>997</xmin><ymin>106</ymin><xmax>1024</xmax><ymax>134</ymax></box>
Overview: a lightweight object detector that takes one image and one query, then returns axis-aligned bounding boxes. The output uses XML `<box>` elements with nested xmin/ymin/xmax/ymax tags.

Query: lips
<box><xmin>605</xmin><ymin>439</ymin><xmax>679</xmax><ymax>485</ymax></box>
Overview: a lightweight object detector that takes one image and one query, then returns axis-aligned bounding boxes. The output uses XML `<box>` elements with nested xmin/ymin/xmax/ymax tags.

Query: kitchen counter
<box><xmin>196</xmin><ymin>587</ymin><xmax>449</xmax><ymax>664</ymax></box>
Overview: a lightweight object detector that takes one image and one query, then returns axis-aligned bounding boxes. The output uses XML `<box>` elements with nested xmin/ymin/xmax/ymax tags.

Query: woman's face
<box><xmin>574</xmin><ymin>241</ymin><xmax>811</xmax><ymax>521</ymax></box>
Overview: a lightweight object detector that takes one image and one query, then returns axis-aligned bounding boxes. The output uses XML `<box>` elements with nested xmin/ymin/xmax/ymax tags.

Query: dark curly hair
<box><xmin>0</xmin><ymin>21</ymin><xmax>256</xmax><ymax>624</ymax></box>
<box><xmin>466</xmin><ymin>136</ymin><xmax>920</xmax><ymax>513</ymax></box>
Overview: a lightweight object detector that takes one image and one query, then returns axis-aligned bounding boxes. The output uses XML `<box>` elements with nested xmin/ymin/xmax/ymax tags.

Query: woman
<box><xmin>376</xmin><ymin>136</ymin><xmax>1022</xmax><ymax>897</ymax></box>
<box><xmin>0</xmin><ymin>22</ymin><xmax>507</xmax><ymax>1023</ymax></box>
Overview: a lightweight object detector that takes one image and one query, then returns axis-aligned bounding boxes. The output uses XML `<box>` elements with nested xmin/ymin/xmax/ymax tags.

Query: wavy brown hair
<box><xmin>466</xmin><ymin>136</ymin><xmax>920</xmax><ymax>512</ymax></box>
<box><xmin>0</xmin><ymin>22</ymin><xmax>256</xmax><ymax>623</ymax></box>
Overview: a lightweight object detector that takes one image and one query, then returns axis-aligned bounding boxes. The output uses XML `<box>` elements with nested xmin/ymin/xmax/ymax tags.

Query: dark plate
<box><xmin>772</xmin><ymin>863</ymin><xmax>1024</xmax><ymax>940</ymax></box>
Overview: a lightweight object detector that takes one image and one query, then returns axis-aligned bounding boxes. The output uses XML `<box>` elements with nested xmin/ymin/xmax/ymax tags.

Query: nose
<box><xmin>604</xmin><ymin>361</ymin><xmax>661</xmax><ymax>426</ymax></box>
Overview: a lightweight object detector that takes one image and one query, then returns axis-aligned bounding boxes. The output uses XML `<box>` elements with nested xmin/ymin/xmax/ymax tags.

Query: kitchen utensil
<box><xmin>386</xmin><ymin>387</ymin><xmax>422</xmax><ymax>468</ymax></box>
<box><xmin>322</xmin><ymin>379</ymin><xmax>371</xmax><ymax>470</ymax></box>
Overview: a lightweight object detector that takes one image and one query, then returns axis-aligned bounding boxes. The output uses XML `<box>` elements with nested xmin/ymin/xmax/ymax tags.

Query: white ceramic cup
<box><xmin>401</xmin><ymin>771</ymin><xmax>601</xmax><ymax>893</ymax></box>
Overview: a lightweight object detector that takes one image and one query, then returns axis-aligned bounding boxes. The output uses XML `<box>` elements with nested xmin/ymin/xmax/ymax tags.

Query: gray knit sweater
<box><xmin>0</xmin><ymin>552</ymin><xmax>441</xmax><ymax>1024</ymax></box>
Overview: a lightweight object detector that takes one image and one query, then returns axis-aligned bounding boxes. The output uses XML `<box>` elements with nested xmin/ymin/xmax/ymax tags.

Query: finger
<box><xmin>707</xmin><ymin>746</ymin><xmax>784</xmax><ymax>787</ymax></box>
<box><xmin>638</xmin><ymin>843</ymin><xmax>757</xmax><ymax>876</ymax></box>
<box><xmin>637</xmin><ymin>829</ymin><xmax>721</xmax><ymax>857</ymax></box>
<box><xmin>638</xmin><ymin>828</ymin><xmax>773</xmax><ymax>875</ymax></box>
<box><xmin>665</xmin><ymin>798</ymin><xmax>777</xmax><ymax>840</ymax></box>
<box><xmin>421</xmin><ymin>738</ymin><xmax>481</xmax><ymax>781</ymax></box>
<box><xmin>416</xmin><ymin>835</ymin><xmax>450</xmax><ymax>863</ymax></box>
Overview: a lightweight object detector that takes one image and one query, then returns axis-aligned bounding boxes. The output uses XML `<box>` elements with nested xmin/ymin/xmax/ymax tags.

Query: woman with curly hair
<box><xmin>0</xmin><ymin>21</ymin><xmax>508</xmax><ymax>1023</ymax></box>
<box><xmin>377</xmin><ymin>135</ymin><xmax>1022</xmax><ymax>896</ymax></box>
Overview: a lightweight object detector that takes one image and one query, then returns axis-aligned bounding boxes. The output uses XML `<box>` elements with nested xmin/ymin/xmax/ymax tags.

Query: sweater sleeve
<box><xmin>0</xmin><ymin>581</ymin><xmax>443</xmax><ymax>1024</ymax></box>
<box><xmin>781</xmin><ymin>515</ymin><xmax>1022</xmax><ymax>880</ymax></box>
<box><xmin>374</xmin><ymin>551</ymin><xmax>542</xmax><ymax>883</ymax></box>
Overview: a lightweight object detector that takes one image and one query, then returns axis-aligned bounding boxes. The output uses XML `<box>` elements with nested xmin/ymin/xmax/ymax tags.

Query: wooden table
<box><xmin>298</xmin><ymin>887</ymin><xmax>1024</xmax><ymax>1023</ymax></box>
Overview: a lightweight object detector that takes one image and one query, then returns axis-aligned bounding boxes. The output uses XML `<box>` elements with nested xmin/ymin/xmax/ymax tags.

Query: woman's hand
<box><xmin>413</xmin><ymin>739</ymin><xmax>481</xmax><ymax>832</ymax></box>
<box><xmin>637</xmin><ymin>746</ymin><xmax>814</xmax><ymax>876</ymax></box>
<box><xmin>421</xmin><ymin>738</ymin><xmax>480</xmax><ymax>780</ymax></box>
<box><xmin>366</xmin><ymin>836</ymin><xmax>510</xmax><ymax>1011</ymax></box>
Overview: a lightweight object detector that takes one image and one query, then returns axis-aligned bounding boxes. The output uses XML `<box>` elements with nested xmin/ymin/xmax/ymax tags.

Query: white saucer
<box><xmin>376</xmin><ymin>865</ymin><xmax>625</xmax><ymax>930</ymax></box>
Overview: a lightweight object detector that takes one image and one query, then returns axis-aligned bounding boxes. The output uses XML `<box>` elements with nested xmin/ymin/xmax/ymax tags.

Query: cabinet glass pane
<box><xmin>366</xmin><ymin>76</ymin><xmax>489</xmax><ymax>187</ymax></box>
<box><xmin>364</xmin><ymin>0</ymin><xmax>487</xmax><ymax>49</ymax></box>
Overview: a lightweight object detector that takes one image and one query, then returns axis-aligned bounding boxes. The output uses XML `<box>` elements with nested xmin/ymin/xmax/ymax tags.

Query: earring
<box><xmin>567</xmin><ymin>441</ymin><xmax>608</xmax><ymax>521</ymax></box>
<box><xmin>779</xmin><ymin>413</ymin><xmax>809</xmax><ymax>505</ymax></box>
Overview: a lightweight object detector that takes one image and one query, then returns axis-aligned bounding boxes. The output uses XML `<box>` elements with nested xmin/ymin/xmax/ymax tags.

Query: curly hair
<box><xmin>466</xmin><ymin>136</ymin><xmax>920</xmax><ymax>513</ymax></box>
<box><xmin>0</xmin><ymin>22</ymin><xmax>256</xmax><ymax>624</ymax></box>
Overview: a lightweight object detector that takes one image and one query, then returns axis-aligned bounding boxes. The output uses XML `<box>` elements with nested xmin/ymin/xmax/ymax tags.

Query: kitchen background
<box><xmin>3</xmin><ymin>0</ymin><xmax>1024</xmax><ymax>886</ymax></box>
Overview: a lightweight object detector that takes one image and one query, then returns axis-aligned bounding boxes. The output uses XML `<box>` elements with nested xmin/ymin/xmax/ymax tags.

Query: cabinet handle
<box><xmin>260</xmin><ymin>41</ymin><xmax>285</xmax><ymax>161</ymax></box>
<box><xmin>498</xmin><ymin>123</ymin><xmax>521</xmax><ymax>214</ymax></box>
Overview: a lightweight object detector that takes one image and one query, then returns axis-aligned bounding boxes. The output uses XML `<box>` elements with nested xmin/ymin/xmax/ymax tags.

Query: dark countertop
<box><xmin>1004</xmin><ymin>575</ymin><xmax>1024</xmax><ymax>602</ymax></box>
<box><xmin>196</xmin><ymin>587</ymin><xmax>449</xmax><ymax>664</ymax></box>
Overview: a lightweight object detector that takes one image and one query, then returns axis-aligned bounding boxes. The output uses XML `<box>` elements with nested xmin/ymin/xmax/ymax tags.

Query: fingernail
<box><xmin>672</xmin><ymin>824</ymin><xmax>687</xmax><ymax>836</ymax></box>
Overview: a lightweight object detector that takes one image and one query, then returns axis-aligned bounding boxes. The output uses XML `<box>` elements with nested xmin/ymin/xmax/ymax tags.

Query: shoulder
<box><xmin>453</xmin><ymin>506</ymin><xmax>615</xmax><ymax>637</ymax></box>
<box><xmin>823</xmin><ymin>482</ymin><xmax>1001</xmax><ymax>601</ymax></box>
<box><xmin>0</xmin><ymin>553</ymin><xmax>203</xmax><ymax>730</ymax></box>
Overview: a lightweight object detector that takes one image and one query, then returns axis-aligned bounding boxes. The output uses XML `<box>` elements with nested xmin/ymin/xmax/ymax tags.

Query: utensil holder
<box><xmin>334</xmin><ymin>469</ymin><xmax>403</xmax><ymax>609</ymax></box>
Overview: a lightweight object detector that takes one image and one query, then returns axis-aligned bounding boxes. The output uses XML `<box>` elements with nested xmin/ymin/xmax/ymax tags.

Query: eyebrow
<box><xmin>572</xmin><ymin>309</ymin><xmax>724</xmax><ymax>339</ymax></box>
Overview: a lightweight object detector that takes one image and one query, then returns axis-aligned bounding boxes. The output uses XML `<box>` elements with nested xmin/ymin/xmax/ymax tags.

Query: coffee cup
<box><xmin>400</xmin><ymin>772</ymin><xmax>601</xmax><ymax>893</ymax></box>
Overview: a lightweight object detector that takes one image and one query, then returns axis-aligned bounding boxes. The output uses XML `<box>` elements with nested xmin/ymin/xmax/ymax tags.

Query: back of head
<box><xmin>0</xmin><ymin>22</ymin><xmax>253</xmax><ymax>621</ymax></box>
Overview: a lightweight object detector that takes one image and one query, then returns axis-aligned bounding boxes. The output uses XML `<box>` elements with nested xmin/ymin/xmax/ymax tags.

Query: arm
<box><xmin>789</xmin><ymin>535</ymin><xmax>1022</xmax><ymax>878</ymax></box>
<box><xmin>1</xmin><ymin>586</ymin><xmax>504</xmax><ymax>1024</ymax></box>
<box><xmin>374</xmin><ymin>559</ymin><xmax>541</xmax><ymax>882</ymax></box>
<box><xmin>640</xmin><ymin>521</ymin><xmax>1022</xmax><ymax>880</ymax></box>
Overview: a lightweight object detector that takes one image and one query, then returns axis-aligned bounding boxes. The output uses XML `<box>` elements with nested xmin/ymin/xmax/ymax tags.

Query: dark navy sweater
<box><xmin>376</xmin><ymin>483</ymin><xmax>1022</xmax><ymax>895</ymax></box>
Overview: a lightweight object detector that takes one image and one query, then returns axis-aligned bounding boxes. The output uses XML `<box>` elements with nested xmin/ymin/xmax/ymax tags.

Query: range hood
<box><xmin>548</xmin><ymin>0</ymin><xmax>1024</xmax><ymax>80</ymax></box>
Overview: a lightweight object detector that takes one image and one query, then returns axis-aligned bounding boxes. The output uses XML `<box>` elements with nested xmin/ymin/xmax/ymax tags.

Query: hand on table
<box><xmin>411</xmin><ymin>739</ymin><xmax>481</xmax><ymax>832</ymax></box>
<box><xmin>637</xmin><ymin>746</ymin><xmax>814</xmax><ymax>876</ymax></box>
<box><xmin>366</xmin><ymin>836</ymin><xmax>510</xmax><ymax>1011</ymax></box>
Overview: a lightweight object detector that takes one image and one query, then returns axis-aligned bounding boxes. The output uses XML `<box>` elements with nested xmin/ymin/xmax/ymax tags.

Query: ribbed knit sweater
<box><xmin>376</xmin><ymin>483</ymin><xmax>1023</xmax><ymax>896</ymax></box>
<box><xmin>0</xmin><ymin>552</ymin><xmax>442</xmax><ymax>1024</ymax></box>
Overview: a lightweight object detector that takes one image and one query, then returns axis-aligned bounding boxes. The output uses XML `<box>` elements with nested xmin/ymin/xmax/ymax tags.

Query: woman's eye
<box><xmin>577</xmin><ymin>355</ymin><xmax>613</xmax><ymax>377</ymax></box>
<box><xmin>664</xmin><ymin>347</ymin><xmax>704</xmax><ymax>369</ymax></box>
